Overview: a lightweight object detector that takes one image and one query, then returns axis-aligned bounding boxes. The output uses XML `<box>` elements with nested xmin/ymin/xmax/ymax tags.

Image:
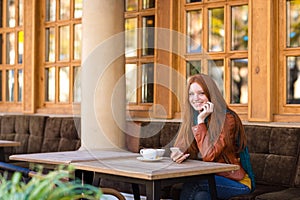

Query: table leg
<box><xmin>0</xmin><ymin>148</ymin><xmax>5</xmax><ymax>162</ymax></box>
<box><xmin>131</xmin><ymin>183</ymin><xmax>141</xmax><ymax>200</ymax></box>
<box><xmin>146</xmin><ymin>180</ymin><xmax>161</xmax><ymax>200</ymax></box>
<box><xmin>75</xmin><ymin>170</ymin><xmax>94</xmax><ymax>185</ymax></box>
<box><xmin>207</xmin><ymin>175</ymin><xmax>217</xmax><ymax>200</ymax></box>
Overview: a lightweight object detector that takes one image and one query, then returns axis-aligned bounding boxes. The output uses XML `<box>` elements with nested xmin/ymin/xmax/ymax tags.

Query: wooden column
<box><xmin>248</xmin><ymin>0</ymin><xmax>276</xmax><ymax>122</ymax></box>
<box><xmin>81</xmin><ymin>0</ymin><xmax>125</xmax><ymax>149</ymax></box>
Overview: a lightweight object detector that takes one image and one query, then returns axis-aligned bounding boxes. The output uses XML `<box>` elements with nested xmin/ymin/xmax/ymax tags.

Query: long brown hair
<box><xmin>175</xmin><ymin>74</ymin><xmax>246</xmax><ymax>158</ymax></box>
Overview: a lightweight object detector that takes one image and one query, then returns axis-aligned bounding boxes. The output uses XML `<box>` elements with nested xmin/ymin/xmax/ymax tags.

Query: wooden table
<box><xmin>10</xmin><ymin>149</ymin><xmax>239</xmax><ymax>200</ymax></box>
<box><xmin>73</xmin><ymin>156</ymin><xmax>239</xmax><ymax>200</ymax></box>
<box><xmin>9</xmin><ymin>148</ymin><xmax>138</xmax><ymax>165</ymax></box>
<box><xmin>0</xmin><ymin>140</ymin><xmax>21</xmax><ymax>161</ymax></box>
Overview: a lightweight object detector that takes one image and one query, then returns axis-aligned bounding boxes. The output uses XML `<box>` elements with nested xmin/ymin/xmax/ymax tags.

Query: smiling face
<box><xmin>189</xmin><ymin>82</ymin><xmax>209</xmax><ymax>112</ymax></box>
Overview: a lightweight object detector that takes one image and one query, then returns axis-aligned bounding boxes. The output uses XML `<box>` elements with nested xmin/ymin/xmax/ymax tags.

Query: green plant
<box><xmin>0</xmin><ymin>165</ymin><xmax>102</xmax><ymax>200</ymax></box>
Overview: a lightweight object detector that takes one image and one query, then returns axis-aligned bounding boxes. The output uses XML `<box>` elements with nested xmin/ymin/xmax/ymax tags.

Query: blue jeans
<box><xmin>180</xmin><ymin>175</ymin><xmax>251</xmax><ymax>200</ymax></box>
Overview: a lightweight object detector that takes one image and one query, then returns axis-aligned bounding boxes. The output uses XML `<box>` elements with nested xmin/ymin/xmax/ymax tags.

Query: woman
<box><xmin>171</xmin><ymin>74</ymin><xmax>254</xmax><ymax>200</ymax></box>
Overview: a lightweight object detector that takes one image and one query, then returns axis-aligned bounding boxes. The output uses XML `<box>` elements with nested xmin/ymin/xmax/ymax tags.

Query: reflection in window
<box><xmin>287</xmin><ymin>0</ymin><xmax>300</xmax><ymax>47</ymax></box>
<box><xmin>73</xmin><ymin>66</ymin><xmax>81</xmax><ymax>103</ymax></box>
<box><xmin>7</xmin><ymin>0</ymin><xmax>15</xmax><ymax>27</ymax></box>
<box><xmin>0</xmin><ymin>71</ymin><xmax>2</xmax><ymax>101</ymax></box>
<box><xmin>59</xmin><ymin>25</ymin><xmax>70</xmax><ymax>61</ymax></box>
<box><xmin>208</xmin><ymin>8</ymin><xmax>224</xmax><ymax>52</ymax></box>
<box><xmin>142</xmin><ymin>63</ymin><xmax>154</xmax><ymax>103</ymax></box>
<box><xmin>18</xmin><ymin>69</ymin><xmax>23</xmax><ymax>102</ymax></box>
<box><xmin>0</xmin><ymin>34</ymin><xmax>2</xmax><ymax>64</ymax></box>
<box><xmin>186</xmin><ymin>61</ymin><xmax>201</xmax><ymax>78</ymax></box>
<box><xmin>125</xmin><ymin>18</ymin><xmax>138</xmax><ymax>57</ymax></box>
<box><xmin>187</xmin><ymin>10</ymin><xmax>202</xmax><ymax>53</ymax></box>
<box><xmin>186</xmin><ymin>0</ymin><xmax>202</xmax><ymax>3</ymax></box>
<box><xmin>18</xmin><ymin>31</ymin><xmax>24</xmax><ymax>64</ymax></box>
<box><xmin>59</xmin><ymin>66</ymin><xmax>69</xmax><ymax>102</ymax></box>
<box><xmin>208</xmin><ymin>59</ymin><xmax>224</xmax><ymax>96</ymax></box>
<box><xmin>60</xmin><ymin>0</ymin><xmax>70</xmax><ymax>20</ymax></box>
<box><xmin>143</xmin><ymin>0</ymin><xmax>155</xmax><ymax>9</ymax></box>
<box><xmin>18</xmin><ymin>0</ymin><xmax>23</xmax><ymax>26</ymax></box>
<box><xmin>126</xmin><ymin>0</ymin><xmax>138</xmax><ymax>11</ymax></box>
<box><xmin>74</xmin><ymin>24</ymin><xmax>82</xmax><ymax>60</ymax></box>
<box><xmin>74</xmin><ymin>0</ymin><xmax>83</xmax><ymax>18</ymax></box>
<box><xmin>231</xmin><ymin>5</ymin><xmax>248</xmax><ymax>51</ymax></box>
<box><xmin>45</xmin><ymin>28</ymin><xmax>55</xmax><ymax>62</ymax></box>
<box><xmin>230</xmin><ymin>59</ymin><xmax>248</xmax><ymax>104</ymax></box>
<box><xmin>126</xmin><ymin>64</ymin><xmax>137</xmax><ymax>103</ymax></box>
<box><xmin>142</xmin><ymin>16</ymin><xmax>155</xmax><ymax>56</ymax></box>
<box><xmin>6</xmin><ymin>32</ymin><xmax>15</xmax><ymax>64</ymax></box>
<box><xmin>45</xmin><ymin>67</ymin><xmax>55</xmax><ymax>102</ymax></box>
<box><xmin>287</xmin><ymin>56</ymin><xmax>300</xmax><ymax>104</ymax></box>
<box><xmin>6</xmin><ymin>69</ymin><xmax>14</xmax><ymax>102</ymax></box>
<box><xmin>46</xmin><ymin>0</ymin><xmax>56</xmax><ymax>21</ymax></box>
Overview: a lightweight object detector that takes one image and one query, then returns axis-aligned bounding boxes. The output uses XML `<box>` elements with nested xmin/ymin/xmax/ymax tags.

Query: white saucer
<box><xmin>137</xmin><ymin>157</ymin><xmax>163</xmax><ymax>162</ymax></box>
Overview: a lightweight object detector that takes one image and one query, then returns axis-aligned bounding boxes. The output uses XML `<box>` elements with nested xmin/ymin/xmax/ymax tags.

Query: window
<box><xmin>184</xmin><ymin>0</ymin><xmax>248</xmax><ymax>112</ymax></box>
<box><xmin>0</xmin><ymin>0</ymin><xmax>24</xmax><ymax>110</ymax></box>
<box><xmin>41</xmin><ymin>0</ymin><xmax>82</xmax><ymax>113</ymax></box>
<box><xmin>279</xmin><ymin>0</ymin><xmax>300</xmax><ymax>114</ymax></box>
<box><xmin>125</xmin><ymin>0</ymin><xmax>156</xmax><ymax>116</ymax></box>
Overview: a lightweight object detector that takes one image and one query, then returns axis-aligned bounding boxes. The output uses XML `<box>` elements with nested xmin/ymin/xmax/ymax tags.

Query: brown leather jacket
<box><xmin>192</xmin><ymin>112</ymin><xmax>246</xmax><ymax>181</ymax></box>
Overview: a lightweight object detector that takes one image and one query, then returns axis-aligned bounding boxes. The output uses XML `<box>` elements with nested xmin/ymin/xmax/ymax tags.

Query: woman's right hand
<box><xmin>170</xmin><ymin>149</ymin><xmax>190</xmax><ymax>163</ymax></box>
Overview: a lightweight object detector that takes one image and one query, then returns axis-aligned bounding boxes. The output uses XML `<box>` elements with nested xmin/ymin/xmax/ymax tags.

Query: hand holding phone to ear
<box><xmin>197</xmin><ymin>101</ymin><xmax>214</xmax><ymax>124</ymax></box>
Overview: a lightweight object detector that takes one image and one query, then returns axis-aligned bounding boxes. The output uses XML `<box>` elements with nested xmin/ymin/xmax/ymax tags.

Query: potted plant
<box><xmin>0</xmin><ymin>165</ymin><xmax>102</xmax><ymax>200</ymax></box>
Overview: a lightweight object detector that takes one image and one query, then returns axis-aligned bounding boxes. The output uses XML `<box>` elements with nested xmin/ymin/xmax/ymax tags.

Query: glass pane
<box><xmin>17</xmin><ymin>69</ymin><xmax>23</xmax><ymax>102</ymax></box>
<box><xmin>125</xmin><ymin>18</ymin><xmax>138</xmax><ymax>57</ymax></box>
<box><xmin>18</xmin><ymin>0</ymin><xmax>23</xmax><ymax>26</ymax></box>
<box><xmin>6</xmin><ymin>32</ymin><xmax>15</xmax><ymax>65</ymax></box>
<box><xmin>0</xmin><ymin>71</ymin><xmax>2</xmax><ymax>101</ymax></box>
<box><xmin>74</xmin><ymin>24</ymin><xmax>82</xmax><ymax>60</ymax></box>
<box><xmin>0</xmin><ymin>34</ymin><xmax>3</xmax><ymax>64</ymax></box>
<box><xmin>74</xmin><ymin>0</ymin><xmax>82</xmax><ymax>18</ymax></box>
<box><xmin>187</xmin><ymin>10</ymin><xmax>202</xmax><ymax>53</ymax></box>
<box><xmin>7</xmin><ymin>0</ymin><xmax>15</xmax><ymax>27</ymax></box>
<box><xmin>141</xmin><ymin>63</ymin><xmax>154</xmax><ymax>103</ymax></box>
<box><xmin>187</xmin><ymin>0</ymin><xmax>202</xmax><ymax>3</ymax></box>
<box><xmin>46</xmin><ymin>0</ymin><xmax>56</xmax><ymax>21</ymax></box>
<box><xmin>287</xmin><ymin>56</ymin><xmax>300</xmax><ymax>104</ymax></box>
<box><xmin>0</xmin><ymin>1</ymin><xmax>3</xmax><ymax>27</ymax></box>
<box><xmin>208</xmin><ymin>8</ymin><xmax>224</xmax><ymax>52</ymax></box>
<box><xmin>143</xmin><ymin>0</ymin><xmax>155</xmax><ymax>9</ymax></box>
<box><xmin>125</xmin><ymin>0</ymin><xmax>138</xmax><ymax>11</ymax></box>
<box><xmin>126</xmin><ymin>64</ymin><xmax>137</xmax><ymax>103</ymax></box>
<box><xmin>286</xmin><ymin>0</ymin><xmax>300</xmax><ymax>47</ymax></box>
<box><xmin>208</xmin><ymin>59</ymin><xmax>224</xmax><ymax>96</ymax></box>
<box><xmin>18</xmin><ymin>31</ymin><xmax>24</xmax><ymax>64</ymax></box>
<box><xmin>186</xmin><ymin>61</ymin><xmax>201</xmax><ymax>78</ymax></box>
<box><xmin>231</xmin><ymin>5</ymin><xmax>248</xmax><ymax>51</ymax></box>
<box><xmin>45</xmin><ymin>28</ymin><xmax>55</xmax><ymax>62</ymax></box>
<box><xmin>59</xmin><ymin>66</ymin><xmax>69</xmax><ymax>102</ymax></box>
<box><xmin>231</xmin><ymin>59</ymin><xmax>248</xmax><ymax>104</ymax></box>
<box><xmin>59</xmin><ymin>25</ymin><xmax>70</xmax><ymax>61</ymax></box>
<box><xmin>6</xmin><ymin>69</ymin><xmax>14</xmax><ymax>102</ymax></box>
<box><xmin>45</xmin><ymin>67</ymin><xmax>55</xmax><ymax>102</ymax></box>
<box><xmin>60</xmin><ymin>0</ymin><xmax>70</xmax><ymax>20</ymax></box>
<box><xmin>73</xmin><ymin>66</ymin><xmax>81</xmax><ymax>103</ymax></box>
<box><xmin>142</xmin><ymin>16</ymin><xmax>155</xmax><ymax>56</ymax></box>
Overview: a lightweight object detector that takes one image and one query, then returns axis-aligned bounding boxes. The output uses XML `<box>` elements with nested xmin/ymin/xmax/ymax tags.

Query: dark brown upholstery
<box><xmin>0</xmin><ymin>115</ymin><xmax>81</xmax><ymax>163</ymax></box>
<box><xmin>230</xmin><ymin>125</ymin><xmax>300</xmax><ymax>200</ymax></box>
<box><xmin>123</xmin><ymin>122</ymin><xmax>300</xmax><ymax>200</ymax></box>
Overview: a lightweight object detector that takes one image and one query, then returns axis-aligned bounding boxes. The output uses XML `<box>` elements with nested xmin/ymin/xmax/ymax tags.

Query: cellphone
<box><xmin>170</xmin><ymin>147</ymin><xmax>182</xmax><ymax>154</ymax></box>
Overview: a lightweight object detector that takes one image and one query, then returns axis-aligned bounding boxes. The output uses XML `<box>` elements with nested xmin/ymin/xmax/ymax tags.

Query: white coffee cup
<box><xmin>140</xmin><ymin>148</ymin><xmax>158</xmax><ymax>160</ymax></box>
